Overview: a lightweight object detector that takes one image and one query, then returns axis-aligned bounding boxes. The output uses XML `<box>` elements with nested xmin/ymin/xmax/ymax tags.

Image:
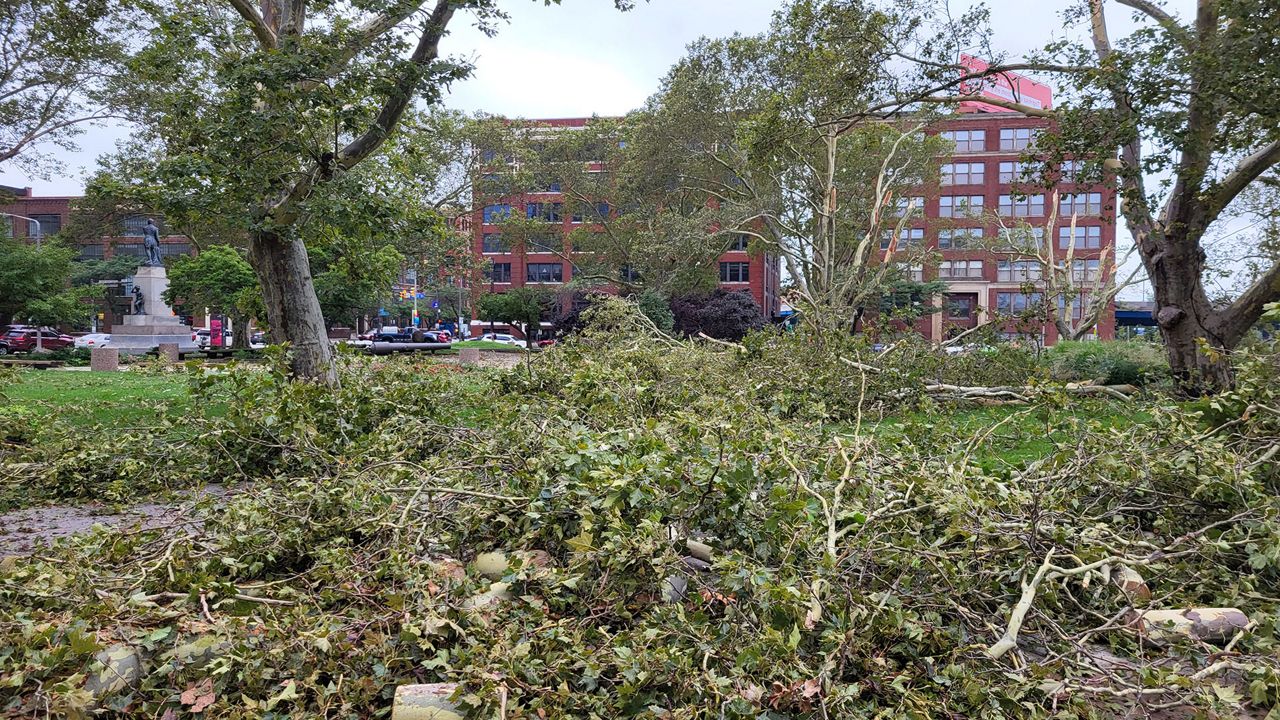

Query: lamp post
<box><xmin>1</xmin><ymin>212</ymin><xmax>42</xmax><ymax>248</ymax></box>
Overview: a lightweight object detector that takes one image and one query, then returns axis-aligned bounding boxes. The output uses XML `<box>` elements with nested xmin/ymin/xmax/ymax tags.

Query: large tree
<box><xmin>621</xmin><ymin>0</ymin><xmax>946</xmax><ymax>335</ymax></box>
<box><xmin>163</xmin><ymin>245</ymin><xmax>259</xmax><ymax>348</ymax></box>
<box><xmin>120</xmin><ymin>0</ymin><xmax>632</xmax><ymax>385</ymax></box>
<box><xmin>862</xmin><ymin>0</ymin><xmax>1280</xmax><ymax>392</ymax></box>
<box><xmin>0</xmin><ymin>0</ymin><xmax>132</xmax><ymax>174</ymax></box>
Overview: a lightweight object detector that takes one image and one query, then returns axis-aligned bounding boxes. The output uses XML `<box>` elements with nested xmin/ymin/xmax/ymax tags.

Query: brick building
<box><xmin>470</xmin><ymin>118</ymin><xmax>782</xmax><ymax>338</ymax></box>
<box><xmin>1</xmin><ymin>186</ymin><xmax>194</xmax><ymax>331</ymax></box>
<box><xmin>896</xmin><ymin>111</ymin><xmax>1118</xmax><ymax>344</ymax></box>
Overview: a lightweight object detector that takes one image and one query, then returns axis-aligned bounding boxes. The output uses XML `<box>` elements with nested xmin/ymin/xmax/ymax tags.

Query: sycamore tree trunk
<box><xmin>231</xmin><ymin>313</ymin><xmax>250</xmax><ymax>350</ymax></box>
<box><xmin>249</xmin><ymin>230</ymin><xmax>337</xmax><ymax>385</ymax></box>
<box><xmin>1146</xmin><ymin>231</ymin><xmax>1240</xmax><ymax>395</ymax></box>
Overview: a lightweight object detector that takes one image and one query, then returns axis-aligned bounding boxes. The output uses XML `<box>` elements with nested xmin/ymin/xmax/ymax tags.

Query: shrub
<box><xmin>42</xmin><ymin>347</ymin><xmax>92</xmax><ymax>366</ymax></box>
<box><xmin>671</xmin><ymin>289</ymin><xmax>766</xmax><ymax>341</ymax></box>
<box><xmin>1044</xmin><ymin>340</ymin><xmax>1168</xmax><ymax>385</ymax></box>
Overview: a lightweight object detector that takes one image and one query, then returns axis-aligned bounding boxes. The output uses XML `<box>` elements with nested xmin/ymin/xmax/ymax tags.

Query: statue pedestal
<box><xmin>110</xmin><ymin>266</ymin><xmax>198</xmax><ymax>355</ymax></box>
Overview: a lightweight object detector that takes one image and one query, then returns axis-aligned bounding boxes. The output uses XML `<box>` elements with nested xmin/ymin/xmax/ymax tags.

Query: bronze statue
<box><xmin>132</xmin><ymin>285</ymin><xmax>145</xmax><ymax>315</ymax></box>
<box><xmin>142</xmin><ymin>218</ymin><xmax>163</xmax><ymax>267</ymax></box>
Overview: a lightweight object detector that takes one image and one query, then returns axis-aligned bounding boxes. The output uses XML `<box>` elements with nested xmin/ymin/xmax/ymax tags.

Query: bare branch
<box><xmin>1114</xmin><ymin>0</ymin><xmax>1191</xmax><ymax>45</ymax></box>
<box><xmin>225</xmin><ymin>0</ymin><xmax>278</xmax><ymax>49</ymax></box>
<box><xmin>1204</xmin><ymin>140</ymin><xmax>1280</xmax><ymax>223</ymax></box>
<box><xmin>912</xmin><ymin>95</ymin><xmax>1056</xmax><ymax>119</ymax></box>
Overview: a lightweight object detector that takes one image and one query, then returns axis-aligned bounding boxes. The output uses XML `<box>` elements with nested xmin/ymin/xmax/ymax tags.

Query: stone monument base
<box><xmin>110</xmin><ymin>265</ymin><xmax>198</xmax><ymax>355</ymax></box>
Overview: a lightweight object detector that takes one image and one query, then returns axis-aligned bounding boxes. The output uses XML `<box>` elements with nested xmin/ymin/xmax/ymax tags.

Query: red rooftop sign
<box><xmin>957</xmin><ymin>54</ymin><xmax>1053</xmax><ymax>113</ymax></box>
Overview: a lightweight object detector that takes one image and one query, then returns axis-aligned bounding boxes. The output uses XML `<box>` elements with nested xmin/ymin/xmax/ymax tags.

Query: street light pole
<box><xmin>1</xmin><ymin>212</ymin><xmax>42</xmax><ymax>248</ymax></box>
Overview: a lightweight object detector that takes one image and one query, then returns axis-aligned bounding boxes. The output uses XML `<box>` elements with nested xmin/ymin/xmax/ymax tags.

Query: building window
<box><xmin>1060</xmin><ymin>160</ymin><xmax>1084</xmax><ymax>182</ymax></box>
<box><xmin>571</xmin><ymin>202</ymin><xmax>611</xmax><ymax>223</ymax></box>
<box><xmin>482</xmin><ymin>233</ymin><xmax>508</xmax><ymax>253</ymax></box>
<box><xmin>938</xmin><ymin>195</ymin><xmax>984</xmax><ymax>218</ymax></box>
<box><xmin>531</xmin><ymin>181</ymin><xmax>561</xmax><ymax>193</ymax></box>
<box><xmin>159</xmin><ymin>242</ymin><xmax>191</xmax><ymax>258</ymax></box>
<box><xmin>728</xmin><ymin>233</ymin><xmax>749</xmax><ymax>251</ymax></box>
<box><xmin>719</xmin><ymin>261</ymin><xmax>750</xmax><ymax>283</ymax></box>
<box><xmin>939</xmin><ymin>260</ymin><xmax>984</xmax><ymax>279</ymax></box>
<box><xmin>937</xmin><ymin>227</ymin><xmax>983</xmax><ymax>249</ymax></box>
<box><xmin>879</xmin><ymin>227</ymin><xmax>924</xmax><ymax>250</ymax></box>
<box><xmin>939</xmin><ymin>129</ymin><xmax>985</xmax><ymax>152</ymax></box>
<box><xmin>77</xmin><ymin>243</ymin><xmax>105</xmax><ymax>261</ymax></box>
<box><xmin>1058</xmin><ymin>225</ymin><xmax>1102</xmax><ymax>249</ymax></box>
<box><xmin>996</xmin><ymin>291</ymin><xmax>1044</xmax><ymax>313</ymax></box>
<box><xmin>1071</xmin><ymin>259</ymin><xmax>1102</xmax><ymax>283</ymax></box>
<box><xmin>485</xmin><ymin>262</ymin><xmax>512</xmax><ymax>283</ymax></box>
<box><xmin>999</xmin><ymin>127</ymin><xmax>1039</xmax><ymax>151</ymax></box>
<box><xmin>999</xmin><ymin>194</ymin><xmax>1045</xmax><ymax>217</ymax></box>
<box><xmin>122</xmin><ymin>215</ymin><xmax>150</xmax><ymax>236</ymax></box>
<box><xmin>527</xmin><ymin>234</ymin><xmax>560</xmax><ymax>253</ymax></box>
<box><xmin>527</xmin><ymin>202</ymin><xmax>563</xmax><ymax>222</ymax></box>
<box><xmin>27</xmin><ymin>214</ymin><xmax>62</xmax><ymax>237</ymax></box>
<box><xmin>940</xmin><ymin>162</ymin><xmax>984</xmax><ymax>186</ymax></box>
<box><xmin>997</xmin><ymin>260</ymin><xmax>1043</xmax><ymax>282</ymax></box>
<box><xmin>113</xmin><ymin>242</ymin><xmax>144</xmax><ymax>257</ymax></box>
<box><xmin>1057</xmin><ymin>293</ymin><xmax>1086</xmax><ymax>320</ymax></box>
<box><xmin>1000</xmin><ymin>226</ymin><xmax>1044</xmax><ymax>248</ymax></box>
<box><xmin>998</xmin><ymin>161</ymin><xmax>1030</xmax><ymax>183</ymax></box>
<box><xmin>1059</xmin><ymin>192</ymin><xmax>1103</xmax><ymax>216</ymax></box>
<box><xmin>893</xmin><ymin>196</ymin><xmax>926</xmax><ymax>217</ymax></box>
<box><xmin>902</xmin><ymin>264</ymin><xmax>923</xmax><ymax>282</ymax></box>
<box><xmin>482</xmin><ymin>204</ymin><xmax>512</xmax><ymax>223</ymax></box>
<box><xmin>526</xmin><ymin>262</ymin><xmax>564</xmax><ymax>283</ymax></box>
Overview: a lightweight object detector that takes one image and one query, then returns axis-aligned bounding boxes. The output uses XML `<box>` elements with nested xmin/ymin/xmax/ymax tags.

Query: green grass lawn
<box><xmin>5</xmin><ymin>366</ymin><xmax>1155</xmax><ymax>467</ymax></box>
<box><xmin>452</xmin><ymin>340</ymin><xmax>532</xmax><ymax>351</ymax></box>
<box><xmin>5</xmin><ymin>370</ymin><xmax>195</xmax><ymax>428</ymax></box>
<box><xmin>874</xmin><ymin>401</ymin><xmax>1154</xmax><ymax>467</ymax></box>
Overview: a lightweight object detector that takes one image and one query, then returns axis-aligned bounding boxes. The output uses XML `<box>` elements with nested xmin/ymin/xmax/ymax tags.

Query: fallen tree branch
<box><xmin>987</xmin><ymin>550</ymin><xmax>1056</xmax><ymax>658</ymax></box>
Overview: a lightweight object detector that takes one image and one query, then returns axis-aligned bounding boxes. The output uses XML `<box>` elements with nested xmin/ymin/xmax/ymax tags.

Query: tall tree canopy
<box><xmin>118</xmin><ymin>0</ymin><xmax>633</xmax><ymax>385</ymax></box>
<box><xmin>620</xmin><ymin>0</ymin><xmax>946</xmax><ymax>334</ymax></box>
<box><xmin>0</xmin><ymin>0</ymin><xmax>133</xmax><ymax>174</ymax></box>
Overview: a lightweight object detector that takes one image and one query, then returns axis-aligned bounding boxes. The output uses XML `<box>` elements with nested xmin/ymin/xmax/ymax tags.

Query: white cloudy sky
<box><xmin>2</xmin><ymin>0</ymin><xmax>1196</xmax><ymax>298</ymax></box>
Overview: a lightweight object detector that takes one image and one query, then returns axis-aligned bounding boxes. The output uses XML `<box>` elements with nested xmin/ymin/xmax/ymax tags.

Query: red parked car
<box><xmin>0</xmin><ymin>328</ymin><xmax>75</xmax><ymax>353</ymax></box>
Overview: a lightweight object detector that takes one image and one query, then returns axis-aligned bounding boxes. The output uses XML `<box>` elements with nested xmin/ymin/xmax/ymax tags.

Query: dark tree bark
<box><xmin>249</xmin><ymin>231</ymin><xmax>337</xmax><ymax>384</ymax></box>
<box><xmin>221</xmin><ymin>0</ymin><xmax>455</xmax><ymax>384</ymax></box>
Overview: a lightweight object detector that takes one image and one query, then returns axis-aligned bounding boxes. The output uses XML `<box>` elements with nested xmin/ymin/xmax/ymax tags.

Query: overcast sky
<box><xmin>2</xmin><ymin>0</ymin><xmax>1192</xmax><ymax>298</ymax></box>
<box><xmin>3</xmin><ymin>0</ymin><xmax>1145</xmax><ymax>195</ymax></box>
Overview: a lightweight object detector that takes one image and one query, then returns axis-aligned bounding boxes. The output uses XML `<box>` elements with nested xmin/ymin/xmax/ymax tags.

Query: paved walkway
<box><xmin>0</xmin><ymin>485</ymin><xmax>232</xmax><ymax>556</ymax></box>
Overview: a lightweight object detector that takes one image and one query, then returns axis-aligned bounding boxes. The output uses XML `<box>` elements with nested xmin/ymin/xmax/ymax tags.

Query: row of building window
<box><xmin>483</xmin><ymin>261</ymin><xmax>753</xmax><ymax>285</ymax></box>
<box><xmin>904</xmin><ymin>259</ymin><xmax>1102</xmax><ymax>282</ymax></box>
<box><xmin>72</xmin><ymin>242</ymin><xmax>192</xmax><ymax>261</ymax></box>
<box><xmin>881</xmin><ymin>225</ymin><xmax>1104</xmax><ymax>250</ymax></box>
<box><xmin>938</xmin><ymin>127</ymin><xmax>1040</xmax><ymax>153</ymax></box>
<box><xmin>6</xmin><ymin>214</ymin><xmax>170</xmax><ymax>239</ymax></box>
<box><xmin>911</xmin><ymin>192</ymin><xmax>1103</xmax><ymax>218</ymax></box>
<box><xmin>483</xmin><ymin>231</ymin><xmax>755</xmax><ymax>255</ymax></box>
<box><xmin>939</xmin><ymin>160</ymin><xmax>1085</xmax><ymax>186</ymax></box>
<box><xmin>482</xmin><ymin>203</ymin><xmax>612</xmax><ymax>224</ymax></box>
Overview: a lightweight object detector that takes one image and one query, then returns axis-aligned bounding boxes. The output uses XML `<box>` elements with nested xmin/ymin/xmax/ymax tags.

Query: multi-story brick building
<box><xmin>469</xmin><ymin>118</ymin><xmax>782</xmax><ymax>338</ymax></box>
<box><xmin>1</xmin><ymin>186</ymin><xmax>194</xmax><ymax>330</ymax></box>
<box><xmin>895</xmin><ymin>111</ymin><xmax>1117</xmax><ymax>344</ymax></box>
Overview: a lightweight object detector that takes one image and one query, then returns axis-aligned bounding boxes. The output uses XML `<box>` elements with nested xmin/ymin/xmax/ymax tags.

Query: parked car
<box><xmin>371</xmin><ymin>330</ymin><xmax>415</xmax><ymax>343</ymax></box>
<box><xmin>2</xmin><ymin>328</ymin><xmax>75</xmax><ymax>352</ymax></box>
<box><xmin>75</xmin><ymin>333</ymin><xmax>112</xmax><ymax>349</ymax></box>
<box><xmin>537</xmin><ymin>338</ymin><xmax>557</xmax><ymax>348</ymax></box>
<box><xmin>470</xmin><ymin>333</ymin><xmax>522</xmax><ymax>346</ymax></box>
